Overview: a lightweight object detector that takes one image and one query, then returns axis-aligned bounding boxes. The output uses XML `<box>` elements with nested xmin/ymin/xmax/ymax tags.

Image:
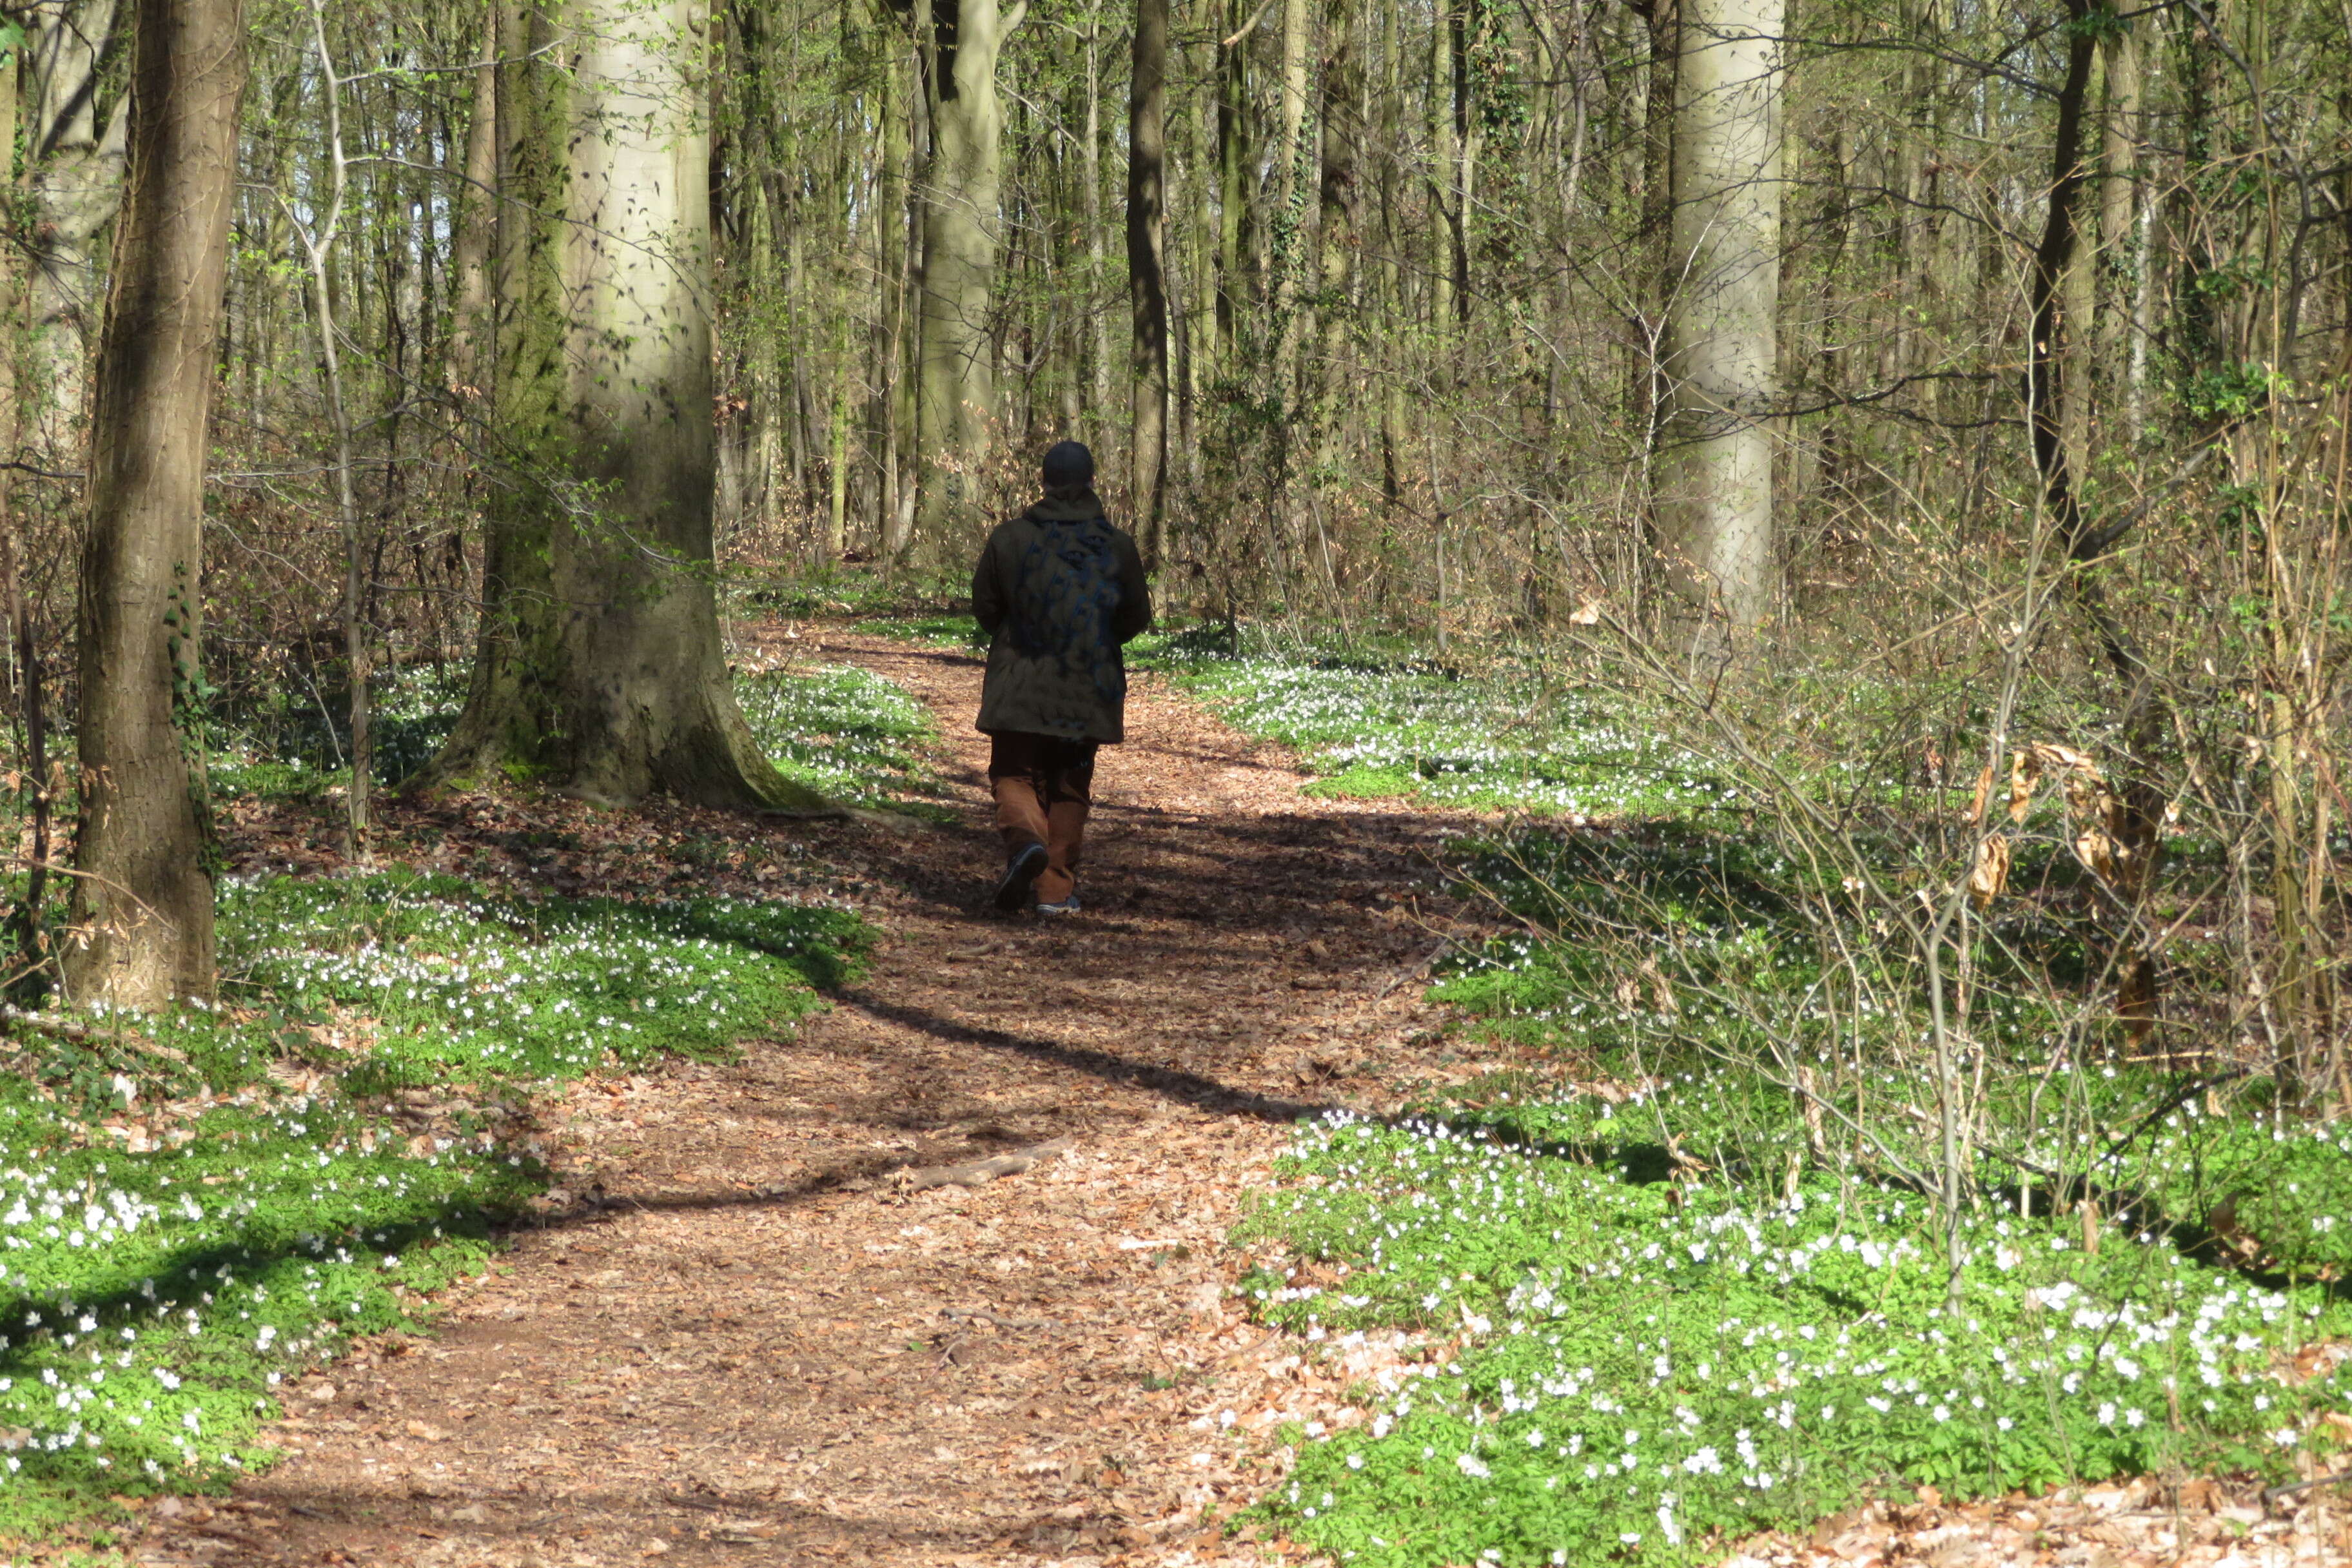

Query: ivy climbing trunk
<box><xmin>66</xmin><ymin>0</ymin><xmax>247</xmax><ymax>1008</ymax></box>
<box><xmin>415</xmin><ymin>0</ymin><xmax>824</xmax><ymax>811</ymax></box>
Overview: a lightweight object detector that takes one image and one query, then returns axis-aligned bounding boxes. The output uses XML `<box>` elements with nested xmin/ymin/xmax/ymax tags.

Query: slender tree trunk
<box><xmin>1315</xmin><ymin>0</ymin><xmax>1360</xmax><ymax>447</ymax></box>
<box><xmin>1883</xmin><ymin>0</ymin><xmax>1934</xmax><ymax>397</ymax></box>
<box><xmin>1215</xmin><ymin>2</ymin><xmax>1250</xmax><ymax>372</ymax></box>
<box><xmin>2095</xmin><ymin>23</ymin><xmax>2142</xmax><ymax>444</ymax></box>
<box><xmin>446</xmin><ymin>0</ymin><xmax>498</xmax><ymax>398</ymax></box>
<box><xmin>0</xmin><ymin>57</ymin><xmax>54</xmax><ymax>986</ymax></box>
<box><xmin>422</xmin><ymin>0</ymin><xmax>566</xmax><ymax>783</ymax></box>
<box><xmin>885</xmin><ymin>0</ymin><xmax>930</xmax><ymax>558</ymax></box>
<box><xmin>914</xmin><ymin>0</ymin><xmax>1026</xmax><ymax>545</ymax></box>
<box><xmin>18</xmin><ymin>0</ymin><xmax>128</xmax><ymax>459</ymax></box>
<box><xmin>1449</xmin><ymin>0</ymin><xmax>1478</xmax><ymax>325</ymax></box>
<box><xmin>2057</xmin><ymin>43</ymin><xmax>2104</xmax><ymax>482</ymax></box>
<box><xmin>1128</xmin><ymin>0</ymin><xmax>1170</xmax><ymax>562</ymax></box>
<box><xmin>872</xmin><ymin>15</ymin><xmax>910</xmax><ymax>551</ymax></box>
<box><xmin>1178</xmin><ymin>45</ymin><xmax>1211</xmax><ymax>491</ymax></box>
<box><xmin>66</xmin><ymin>0</ymin><xmax>247</xmax><ymax>1008</ymax></box>
<box><xmin>2028</xmin><ymin>0</ymin><xmax>2168</xmax><ymax>1047</ymax></box>
<box><xmin>1636</xmin><ymin>0</ymin><xmax>1677</xmax><ymax>458</ymax></box>
<box><xmin>2026</xmin><ymin>0</ymin><xmax>2098</xmax><ymax>553</ymax></box>
<box><xmin>1269</xmin><ymin>0</ymin><xmax>1311</xmax><ymax>400</ymax></box>
<box><xmin>1083</xmin><ymin>11</ymin><xmax>1110</xmax><ymax>439</ymax></box>
<box><xmin>1376</xmin><ymin>0</ymin><xmax>1404</xmax><ymax>505</ymax></box>
<box><xmin>1654</xmin><ymin>0</ymin><xmax>1783</xmax><ymax>634</ymax></box>
<box><xmin>296</xmin><ymin>0</ymin><xmax>373</xmax><ymax>859</ymax></box>
<box><xmin>1429</xmin><ymin>0</ymin><xmax>1455</xmax><ymax>346</ymax></box>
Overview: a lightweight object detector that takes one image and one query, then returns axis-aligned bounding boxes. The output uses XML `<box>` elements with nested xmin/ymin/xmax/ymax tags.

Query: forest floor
<box><xmin>125</xmin><ymin>625</ymin><xmax>2352</xmax><ymax>1568</ymax></box>
<box><xmin>137</xmin><ymin>626</ymin><xmax>1479</xmax><ymax>1568</ymax></box>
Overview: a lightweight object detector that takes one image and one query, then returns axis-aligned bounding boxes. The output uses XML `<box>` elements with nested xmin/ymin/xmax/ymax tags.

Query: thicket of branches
<box><xmin>0</xmin><ymin>0</ymin><xmax>2343</xmax><ymax>1092</ymax></box>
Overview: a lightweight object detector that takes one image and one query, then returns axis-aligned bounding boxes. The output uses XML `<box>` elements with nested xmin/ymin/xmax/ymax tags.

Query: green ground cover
<box><xmin>1240</xmin><ymin>1104</ymin><xmax>2349</xmax><ymax>1567</ymax></box>
<box><xmin>0</xmin><ymin>873</ymin><xmax>863</xmax><ymax>1538</ymax></box>
<box><xmin>1237</xmin><ymin>818</ymin><xmax>2352</xmax><ymax>1565</ymax></box>
<box><xmin>210</xmin><ymin>660</ymin><xmax>948</xmax><ymax>817</ymax></box>
<box><xmin>735</xmin><ymin>663</ymin><xmax>954</xmax><ymax>814</ymax></box>
<box><xmin>0</xmin><ymin>651</ymin><xmax>901</xmax><ymax>1541</ymax></box>
<box><xmin>1155</xmin><ymin>649</ymin><xmax>1715</xmax><ymax>818</ymax></box>
<box><xmin>850</xmin><ymin>608</ymin><xmax>1721</xmax><ymax>818</ymax></box>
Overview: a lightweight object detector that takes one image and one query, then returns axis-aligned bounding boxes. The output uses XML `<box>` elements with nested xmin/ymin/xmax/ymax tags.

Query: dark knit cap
<box><xmin>1041</xmin><ymin>440</ymin><xmax>1095</xmax><ymax>489</ymax></box>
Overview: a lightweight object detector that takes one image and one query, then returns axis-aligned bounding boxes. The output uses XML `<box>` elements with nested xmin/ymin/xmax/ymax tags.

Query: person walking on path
<box><xmin>972</xmin><ymin>440</ymin><xmax>1153</xmax><ymax>913</ymax></box>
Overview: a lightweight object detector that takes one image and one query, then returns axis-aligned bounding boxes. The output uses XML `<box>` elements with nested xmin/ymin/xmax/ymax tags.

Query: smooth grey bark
<box><xmin>67</xmin><ymin>0</ymin><xmax>246</xmax><ymax>1008</ymax></box>
<box><xmin>418</xmin><ymin>0</ymin><xmax>822</xmax><ymax>811</ymax></box>
<box><xmin>17</xmin><ymin>0</ymin><xmax>128</xmax><ymax>456</ymax></box>
<box><xmin>1654</xmin><ymin>0</ymin><xmax>1782</xmax><ymax>633</ymax></box>
<box><xmin>912</xmin><ymin>0</ymin><xmax>1027</xmax><ymax>546</ymax></box>
<box><xmin>557</xmin><ymin>0</ymin><xmax>786</xmax><ymax>804</ymax></box>
<box><xmin>1268</xmin><ymin>0</ymin><xmax>1309</xmax><ymax>397</ymax></box>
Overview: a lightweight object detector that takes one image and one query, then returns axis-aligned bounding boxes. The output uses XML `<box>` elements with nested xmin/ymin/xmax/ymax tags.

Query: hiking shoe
<box><xmin>1034</xmin><ymin>892</ymin><xmax>1082</xmax><ymax>916</ymax></box>
<box><xmin>994</xmin><ymin>841</ymin><xmax>1049</xmax><ymax>910</ymax></box>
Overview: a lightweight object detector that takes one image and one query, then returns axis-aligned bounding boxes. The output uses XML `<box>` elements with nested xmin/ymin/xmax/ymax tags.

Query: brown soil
<box><xmin>132</xmin><ymin>628</ymin><xmax>2352</xmax><ymax>1568</ymax></box>
<box><xmin>144</xmin><ymin>629</ymin><xmax>1483</xmax><ymax>1568</ymax></box>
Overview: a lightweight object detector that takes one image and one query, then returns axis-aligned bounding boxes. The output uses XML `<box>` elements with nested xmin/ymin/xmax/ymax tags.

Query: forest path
<box><xmin>163</xmin><ymin>629</ymin><xmax>1480</xmax><ymax>1568</ymax></box>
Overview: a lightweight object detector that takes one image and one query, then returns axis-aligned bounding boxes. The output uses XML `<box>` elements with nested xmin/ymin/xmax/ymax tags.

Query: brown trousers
<box><xmin>988</xmin><ymin>732</ymin><xmax>1097</xmax><ymax>904</ymax></box>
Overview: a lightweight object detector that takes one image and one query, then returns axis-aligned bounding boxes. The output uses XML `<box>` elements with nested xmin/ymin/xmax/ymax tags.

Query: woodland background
<box><xmin>0</xmin><ymin>0</ymin><xmax>2342</xmax><ymax>1544</ymax></box>
<box><xmin>0</xmin><ymin>0</ymin><xmax>2339</xmax><ymax>1090</ymax></box>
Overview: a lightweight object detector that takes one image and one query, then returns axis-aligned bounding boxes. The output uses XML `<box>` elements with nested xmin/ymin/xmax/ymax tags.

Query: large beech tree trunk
<box><xmin>66</xmin><ymin>0</ymin><xmax>247</xmax><ymax>1008</ymax></box>
<box><xmin>912</xmin><ymin>0</ymin><xmax>1026</xmax><ymax>546</ymax></box>
<box><xmin>1654</xmin><ymin>0</ymin><xmax>1782</xmax><ymax>634</ymax></box>
<box><xmin>416</xmin><ymin>0</ymin><xmax>823</xmax><ymax>810</ymax></box>
<box><xmin>1127</xmin><ymin>0</ymin><xmax>1170</xmax><ymax>560</ymax></box>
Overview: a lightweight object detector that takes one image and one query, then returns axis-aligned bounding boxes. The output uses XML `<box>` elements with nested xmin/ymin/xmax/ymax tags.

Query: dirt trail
<box><xmin>150</xmin><ymin>631</ymin><xmax>1478</xmax><ymax>1568</ymax></box>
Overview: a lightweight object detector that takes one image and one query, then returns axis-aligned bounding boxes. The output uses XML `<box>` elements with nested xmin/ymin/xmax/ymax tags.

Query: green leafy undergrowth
<box><xmin>210</xmin><ymin>660</ymin><xmax>944</xmax><ymax>815</ymax></box>
<box><xmin>1238</xmin><ymin>1108</ymin><xmax>2352</xmax><ymax>1567</ymax></box>
<box><xmin>1145</xmin><ymin>643</ymin><xmax>1727</xmax><ymax>819</ymax></box>
<box><xmin>736</xmin><ymin>662</ymin><xmax>954</xmax><ymax>817</ymax></box>
<box><xmin>849</xmin><ymin>613</ymin><xmax>988</xmax><ymax>649</ymax></box>
<box><xmin>0</xmin><ymin>870</ymin><xmax>865</xmax><ymax>1534</ymax></box>
<box><xmin>1427</xmin><ymin>822</ymin><xmax>2338</xmax><ymax>1249</ymax></box>
<box><xmin>730</xmin><ymin>565</ymin><xmax>966</xmax><ymax>621</ymax></box>
<box><xmin>209</xmin><ymin>663</ymin><xmax>470</xmax><ymax>801</ymax></box>
<box><xmin>1244</xmin><ymin>810</ymin><xmax>2352</xmax><ymax>1565</ymax></box>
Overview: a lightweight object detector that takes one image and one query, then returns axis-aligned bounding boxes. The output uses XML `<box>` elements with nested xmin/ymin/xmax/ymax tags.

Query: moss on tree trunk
<box><xmin>415</xmin><ymin>0</ymin><xmax>825</xmax><ymax>813</ymax></box>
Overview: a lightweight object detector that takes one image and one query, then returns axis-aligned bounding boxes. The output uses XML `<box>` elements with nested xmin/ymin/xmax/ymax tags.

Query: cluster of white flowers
<box><xmin>736</xmin><ymin>663</ymin><xmax>942</xmax><ymax>806</ymax></box>
<box><xmin>0</xmin><ymin>867</ymin><xmax>852</xmax><ymax>1503</ymax></box>
<box><xmin>1252</xmin><ymin>1110</ymin><xmax>2352</xmax><ymax>1566</ymax></box>
<box><xmin>1183</xmin><ymin>655</ymin><xmax>1725</xmax><ymax>819</ymax></box>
